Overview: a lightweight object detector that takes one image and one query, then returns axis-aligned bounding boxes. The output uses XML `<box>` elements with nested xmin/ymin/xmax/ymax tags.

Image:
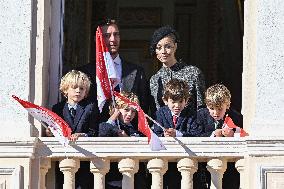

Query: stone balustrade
<box><xmin>1</xmin><ymin>137</ymin><xmax>284</xmax><ymax>188</ymax></box>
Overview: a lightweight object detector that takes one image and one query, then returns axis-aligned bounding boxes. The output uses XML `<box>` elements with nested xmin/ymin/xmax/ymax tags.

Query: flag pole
<box><xmin>97</xmin><ymin>26</ymin><xmax>120</xmax><ymax>129</ymax></box>
<box><xmin>144</xmin><ymin>114</ymin><xmax>165</xmax><ymax>131</ymax></box>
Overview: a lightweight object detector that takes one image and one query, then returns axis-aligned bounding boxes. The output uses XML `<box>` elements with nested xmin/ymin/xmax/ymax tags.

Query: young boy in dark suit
<box><xmin>46</xmin><ymin>70</ymin><xmax>99</xmax><ymax>189</ymax></box>
<box><xmin>192</xmin><ymin>84</ymin><xmax>243</xmax><ymax>189</ymax></box>
<box><xmin>152</xmin><ymin>79</ymin><xmax>200</xmax><ymax>189</ymax></box>
<box><xmin>98</xmin><ymin>91</ymin><xmax>142</xmax><ymax>137</ymax></box>
<box><xmin>152</xmin><ymin>78</ymin><xmax>200</xmax><ymax>138</ymax></box>
<box><xmin>193</xmin><ymin>83</ymin><xmax>243</xmax><ymax>137</ymax></box>
<box><xmin>98</xmin><ymin>91</ymin><xmax>146</xmax><ymax>189</ymax></box>
<box><xmin>46</xmin><ymin>70</ymin><xmax>98</xmax><ymax>139</ymax></box>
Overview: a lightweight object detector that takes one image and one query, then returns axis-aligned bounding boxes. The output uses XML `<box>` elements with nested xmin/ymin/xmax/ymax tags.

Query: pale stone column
<box><xmin>40</xmin><ymin>158</ymin><xmax>51</xmax><ymax>189</ymax></box>
<box><xmin>243</xmin><ymin>0</ymin><xmax>284</xmax><ymax>135</ymax></box>
<box><xmin>118</xmin><ymin>158</ymin><xmax>139</xmax><ymax>189</ymax></box>
<box><xmin>147</xmin><ymin>158</ymin><xmax>168</xmax><ymax>189</ymax></box>
<box><xmin>235</xmin><ymin>159</ymin><xmax>245</xmax><ymax>189</ymax></box>
<box><xmin>207</xmin><ymin>159</ymin><xmax>227</xmax><ymax>189</ymax></box>
<box><xmin>90</xmin><ymin>158</ymin><xmax>110</xmax><ymax>189</ymax></box>
<box><xmin>59</xmin><ymin>158</ymin><xmax>80</xmax><ymax>189</ymax></box>
<box><xmin>177</xmin><ymin>158</ymin><xmax>198</xmax><ymax>189</ymax></box>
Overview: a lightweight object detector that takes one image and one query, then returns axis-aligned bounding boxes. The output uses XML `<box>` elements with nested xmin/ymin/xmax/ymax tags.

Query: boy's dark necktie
<box><xmin>173</xmin><ymin>115</ymin><xmax>178</xmax><ymax>128</ymax></box>
<box><xmin>70</xmin><ymin>108</ymin><xmax>76</xmax><ymax>122</ymax></box>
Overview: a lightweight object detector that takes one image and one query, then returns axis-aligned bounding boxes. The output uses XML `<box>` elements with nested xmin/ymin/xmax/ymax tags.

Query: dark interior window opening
<box><xmin>63</xmin><ymin>0</ymin><xmax>243</xmax><ymax>112</ymax></box>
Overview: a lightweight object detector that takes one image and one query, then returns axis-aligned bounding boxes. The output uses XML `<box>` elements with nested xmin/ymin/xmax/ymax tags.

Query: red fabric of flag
<box><xmin>96</xmin><ymin>26</ymin><xmax>119</xmax><ymax>112</ymax></box>
<box><xmin>12</xmin><ymin>95</ymin><xmax>72</xmax><ymax>146</ymax></box>
<box><xmin>224</xmin><ymin>115</ymin><xmax>249</xmax><ymax>137</ymax></box>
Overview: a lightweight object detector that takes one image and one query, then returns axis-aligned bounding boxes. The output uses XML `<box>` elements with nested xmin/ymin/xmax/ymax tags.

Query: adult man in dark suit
<box><xmin>78</xmin><ymin>19</ymin><xmax>149</xmax><ymax>122</ymax></box>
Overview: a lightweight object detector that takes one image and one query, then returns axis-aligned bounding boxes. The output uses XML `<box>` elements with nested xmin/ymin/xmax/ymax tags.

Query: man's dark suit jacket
<box><xmin>52</xmin><ymin>99</ymin><xmax>99</xmax><ymax>136</ymax></box>
<box><xmin>77</xmin><ymin>58</ymin><xmax>150</xmax><ymax>122</ymax></box>
<box><xmin>152</xmin><ymin>106</ymin><xmax>200</xmax><ymax>137</ymax></box>
<box><xmin>192</xmin><ymin>107</ymin><xmax>243</xmax><ymax>137</ymax></box>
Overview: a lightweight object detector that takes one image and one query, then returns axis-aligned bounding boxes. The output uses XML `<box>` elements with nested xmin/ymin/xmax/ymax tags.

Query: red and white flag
<box><xmin>12</xmin><ymin>95</ymin><xmax>72</xmax><ymax>146</ymax></box>
<box><xmin>223</xmin><ymin>115</ymin><xmax>249</xmax><ymax>137</ymax></box>
<box><xmin>96</xmin><ymin>26</ymin><xmax>119</xmax><ymax>112</ymax></box>
<box><xmin>113</xmin><ymin>92</ymin><xmax>166</xmax><ymax>151</ymax></box>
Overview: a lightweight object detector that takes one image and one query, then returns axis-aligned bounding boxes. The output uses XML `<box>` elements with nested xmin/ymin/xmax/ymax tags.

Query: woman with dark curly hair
<box><xmin>149</xmin><ymin>25</ymin><xmax>206</xmax><ymax>114</ymax></box>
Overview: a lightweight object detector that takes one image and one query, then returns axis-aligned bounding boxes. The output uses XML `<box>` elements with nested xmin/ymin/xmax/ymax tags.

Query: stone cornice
<box><xmin>1</xmin><ymin>137</ymin><xmax>284</xmax><ymax>160</ymax></box>
<box><xmin>0</xmin><ymin>137</ymin><xmax>37</xmax><ymax>158</ymax></box>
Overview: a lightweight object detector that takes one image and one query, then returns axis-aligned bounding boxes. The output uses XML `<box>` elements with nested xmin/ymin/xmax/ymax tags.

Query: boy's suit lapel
<box><xmin>73</xmin><ymin>104</ymin><xmax>85</xmax><ymax>132</ymax></box>
<box><xmin>62</xmin><ymin>103</ymin><xmax>74</xmax><ymax>130</ymax></box>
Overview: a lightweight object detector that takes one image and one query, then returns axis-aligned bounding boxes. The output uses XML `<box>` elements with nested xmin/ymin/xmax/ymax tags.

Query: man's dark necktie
<box><xmin>114</xmin><ymin>84</ymin><xmax>120</xmax><ymax>92</ymax></box>
<box><xmin>70</xmin><ymin>108</ymin><xmax>76</xmax><ymax>122</ymax></box>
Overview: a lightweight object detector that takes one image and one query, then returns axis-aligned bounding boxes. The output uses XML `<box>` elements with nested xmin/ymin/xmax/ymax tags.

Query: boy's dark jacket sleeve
<box><xmin>99</xmin><ymin>121</ymin><xmax>143</xmax><ymax>137</ymax></box>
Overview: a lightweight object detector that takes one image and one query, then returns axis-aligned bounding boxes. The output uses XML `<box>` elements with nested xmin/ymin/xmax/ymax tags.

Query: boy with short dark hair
<box><xmin>152</xmin><ymin>78</ymin><xmax>200</xmax><ymax>189</ymax></box>
<box><xmin>194</xmin><ymin>83</ymin><xmax>243</xmax><ymax>137</ymax></box>
<box><xmin>153</xmin><ymin>78</ymin><xmax>200</xmax><ymax>137</ymax></box>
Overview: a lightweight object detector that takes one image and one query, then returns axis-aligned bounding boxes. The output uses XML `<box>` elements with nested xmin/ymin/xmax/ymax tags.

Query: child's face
<box><xmin>163</xmin><ymin>98</ymin><xmax>188</xmax><ymax>115</ymax></box>
<box><xmin>118</xmin><ymin>106</ymin><xmax>136</xmax><ymax>124</ymax></box>
<box><xmin>66</xmin><ymin>85</ymin><xmax>87</xmax><ymax>105</ymax></box>
<box><xmin>207</xmin><ymin>103</ymin><xmax>228</xmax><ymax>121</ymax></box>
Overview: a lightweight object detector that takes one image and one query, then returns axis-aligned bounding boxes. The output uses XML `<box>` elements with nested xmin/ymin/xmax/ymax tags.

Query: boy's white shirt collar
<box><xmin>67</xmin><ymin>103</ymin><xmax>77</xmax><ymax>110</ymax></box>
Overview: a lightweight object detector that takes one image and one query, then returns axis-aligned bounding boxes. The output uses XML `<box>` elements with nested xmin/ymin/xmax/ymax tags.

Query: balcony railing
<box><xmin>1</xmin><ymin>136</ymin><xmax>284</xmax><ymax>188</ymax></box>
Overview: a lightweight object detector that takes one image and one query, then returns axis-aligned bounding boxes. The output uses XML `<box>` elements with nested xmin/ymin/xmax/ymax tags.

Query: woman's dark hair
<box><xmin>149</xmin><ymin>25</ymin><xmax>180</xmax><ymax>56</ymax></box>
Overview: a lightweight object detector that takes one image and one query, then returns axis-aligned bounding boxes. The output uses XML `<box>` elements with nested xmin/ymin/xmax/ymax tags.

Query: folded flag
<box><xmin>12</xmin><ymin>95</ymin><xmax>72</xmax><ymax>146</ymax></box>
<box><xmin>223</xmin><ymin>115</ymin><xmax>249</xmax><ymax>137</ymax></box>
<box><xmin>113</xmin><ymin>92</ymin><xmax>166</xmax><ymax>151</ymax></box>
<box><xmin>96</xmin><ymin>26</ymin><xmax>120</xmax><ymax>112</ymax></box>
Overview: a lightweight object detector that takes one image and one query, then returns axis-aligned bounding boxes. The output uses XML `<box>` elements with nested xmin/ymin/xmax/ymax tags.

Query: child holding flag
<box><xmin>45</xmin><ymin>70</ymin><xmax>99</xmax><ymax>139</ymax></box>
<box><xmin>152</xmin><ymin>78</ymin><xmax>200</xmax><ymax>137</ymax></box>
<box><xmin>99</xmin><ymin>91</ymin><xmax>147</xmax><ymax>189</ymax></box>
<box><xmin>46</xmin><ymin>70</ymin><xmax>99</xmax><ymax>189</ymax></box>
<box><xmin>98</xmin><ymin>91</ymin><xmax>143</xmax><ymax>137</ymax></box>
<box><xmin>151</xmin><ymin>79</ymin><xmax>200</xmax><ymax>189</ymax></box>
<box><xmin>192</xmin><ymin>83</ymin><xmax>244</xmax><ymax>137</ymax></box>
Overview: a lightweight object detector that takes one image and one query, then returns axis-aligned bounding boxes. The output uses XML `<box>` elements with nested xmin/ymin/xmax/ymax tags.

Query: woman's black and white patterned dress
<box><xmin>150</xmin><ymin>60</ymin><xmax>206</xmax><ymax>113</ymax></box>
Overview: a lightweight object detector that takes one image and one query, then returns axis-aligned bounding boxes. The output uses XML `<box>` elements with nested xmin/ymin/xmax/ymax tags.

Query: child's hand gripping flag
<box><xmin>113</xmin><ymin>92</ymin><xmax>166</xmax><ymax>151</ymax></box>
<box><xmin>12</xmin><ymin>95</ymin><xmax>72</xmax><ymax>146</ymax></box>
<box><xmin>96</xmin><ymin>26</ymin><xmax>120</xmax><ymax>112</ymax></box>
<box><xmin>223</xmin><ymin>115</ymin><xmax>249</xmax><ymax>137</ymax></box>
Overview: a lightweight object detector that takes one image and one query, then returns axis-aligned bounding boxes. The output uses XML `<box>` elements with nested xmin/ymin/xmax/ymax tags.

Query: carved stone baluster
<box><xmin>235</xmin><ymin>159</ymin><xmax>245</xmax><ymax>189</ymax></box>
<box><xmin>59</xmin><ymin>158</ymin><xmax>79</xmax><ymax>189</ymax></box>
<box><xmin>118</xmin><ymin>158</ymin><xmax>139</xmax><ymax>189</ymax></box>
<box><xmin>177</xmin><ymin>158</ymin><xmax>198</xmax><ymax>189</ymax></box>
<box><xmin>40</xmin><ymin>158</ymin><xmax>51</xmax><ymax>189</ymax></box>
<box><xmin>207</xmin><ymin>159</ymin><xmax>227</xmax><ymax>189</ymax></box>
<box><xmin>147</xmin><ymin>158</ymin><xmax>168</xmax><ymax>189</ymax></box>
<box><xmin>90</xmin><ymin>158</ymin><xmax>110</xmax><ymax>189</ymax></box>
